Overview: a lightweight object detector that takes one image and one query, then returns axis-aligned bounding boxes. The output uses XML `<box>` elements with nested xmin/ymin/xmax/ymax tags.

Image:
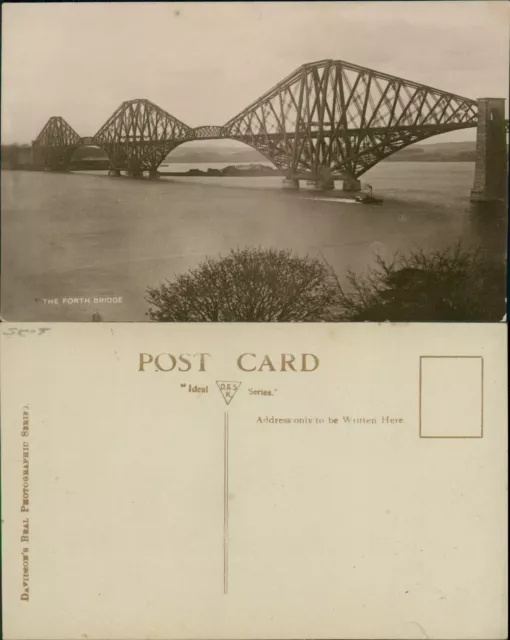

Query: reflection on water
<box><xmin>1</xmin><ymin>162</ymin><xmax>507</xmax><ymax>321</ymax></box>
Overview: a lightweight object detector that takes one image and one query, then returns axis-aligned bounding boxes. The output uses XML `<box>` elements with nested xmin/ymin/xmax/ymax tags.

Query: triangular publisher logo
<box><xmin>216</xmin><ymin>381</ymin><xmax>241</xmax><ymax>406</ymax></box>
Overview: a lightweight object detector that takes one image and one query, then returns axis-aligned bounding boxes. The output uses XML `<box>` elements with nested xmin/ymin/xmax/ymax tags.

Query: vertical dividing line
<box><xmin>418</xmin><ymin>356</ymin><xmax>422</xmax><ymax>438</ymax></box>
<box><xmin>480</xmin><ymin>357</ymin><xmax>484</xmax><ymax>438</ymax></box>
<box><xmin>223</xmin><ymin>411</ymin><xmax>229</xmax><ymax>594</ymax></box>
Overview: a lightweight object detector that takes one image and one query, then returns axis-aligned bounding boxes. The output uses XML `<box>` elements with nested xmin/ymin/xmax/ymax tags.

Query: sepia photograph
<box><xmin>1</xmin><ymin>1</ymin><xmax>508</xmax><ymax>322</ymax></box>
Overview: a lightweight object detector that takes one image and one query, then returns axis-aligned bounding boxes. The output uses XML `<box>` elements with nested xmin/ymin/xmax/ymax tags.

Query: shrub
<box><xmin>333</xmin><ymin>244</ymin><xmax>506</xmax><ymax>322</ymax></box>
<box><xmin>146</xmin><ymin>247</ymin><xmax>339</xmax><ymax>321</ymax></box>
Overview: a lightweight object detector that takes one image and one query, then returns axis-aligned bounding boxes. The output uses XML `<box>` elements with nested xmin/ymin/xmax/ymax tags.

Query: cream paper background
<box><xmin>1</xmin><ymin>322</ymin><xmax>507</xmax><ymax>639</ymax></box>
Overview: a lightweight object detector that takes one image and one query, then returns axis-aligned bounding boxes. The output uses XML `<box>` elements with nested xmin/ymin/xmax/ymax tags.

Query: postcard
<box><xmin>1</xmin><ymin>1</ymin><xmax>508</xmax><ymax>322</ymax></box>
<box><xmin>1</xmin><ymin>2</ymin><xmax>508</xmax><ymax>638</ymax></box>
<box><xmin>1</xmin><ymin>321</ymin><xmax>507</xmax><ymax>639</ymax></box>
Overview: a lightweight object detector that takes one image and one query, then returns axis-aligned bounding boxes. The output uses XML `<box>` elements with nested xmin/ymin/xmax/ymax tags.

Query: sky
<box><xmin>2</xmin><ymin>1</ymin><xmax>509</xmax><ymax>145</ymax></box>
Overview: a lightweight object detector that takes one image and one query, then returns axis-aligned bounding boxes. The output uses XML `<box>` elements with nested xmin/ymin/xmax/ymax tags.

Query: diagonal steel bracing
<box><xmin>32</xmin><ymin>59</ymin><xmax>483</xmax><ymax>176</ymax></box>
<box><xmin>32</xmin><ymin>117</ymin><xmax>83</xmax><ymax>169</ymax></box>
<box><xmin>93</xmin><ymin>99</ymin><xmax>194</xmax><ymax>174</ymax></box>
<box><xmin>223</xmin><ymin>59</ymin><xmax>479</xmax><ymax>179</ymax></box>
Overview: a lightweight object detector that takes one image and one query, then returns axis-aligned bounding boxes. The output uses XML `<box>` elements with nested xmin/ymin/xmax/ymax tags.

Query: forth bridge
<box><xmin>30</xmin><ymin>59</ymin><xmax>508</xmax><ymax>203</ymax></box>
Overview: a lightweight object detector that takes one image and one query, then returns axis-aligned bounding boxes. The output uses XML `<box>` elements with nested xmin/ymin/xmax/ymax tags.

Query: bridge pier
<box><xmin>470</xmin><ymin>98</ymin><xmax>507</xmax><ymax>203</ymax></box>
<box><xmin>149</xmin><ymin>169</ymin><xmax>160</xmax><ymax>179</ymax></box>
<box><xmin>126</xmin><ymin>158</ymin><xmax>143</xmax><ymax>178</ymax></box>
<box><xmin>342</xmin><ymin>177</ymin><xmax>361</xmax><ymax>192</ymax></box>
<box><xmin>310</xmin><ymin>168</ymin><xmax>335</xmax><ymax>191</ymax></box>
<box><xmin>281</xmin><ymin>177</ymin><xmax>300</xmax><ymax>190</ymax></box>
<box><xmin>311</xmin><ymin>177</ymin><xmax>335</xmax><ymax>191</ymax></box>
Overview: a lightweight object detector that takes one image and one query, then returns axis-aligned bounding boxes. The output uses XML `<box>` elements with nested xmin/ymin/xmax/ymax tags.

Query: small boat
<box><xmin>355</xmin><ymin>193</ymin><xmax>383</xmax><ymax>205</ymax></box>
<box><xmin>355</xmin><ymin>185</ymin><xmax>383</xmax><ymax>205</ymax></box>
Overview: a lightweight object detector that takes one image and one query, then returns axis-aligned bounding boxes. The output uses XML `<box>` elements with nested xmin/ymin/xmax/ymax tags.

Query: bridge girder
<box><xmin>223</xmin><ymin>59</ymin><xmax>479</xmax><ymax>178</ymax></box>
<box><xmin>92</xmin><ymin>99</ymin><xmax>194</xmax><ymax>174</ymax></box>
<box><xmin>193</xmin><ymin>125</ymin><xmax>228</xmax><ymax>139</ymax></box>
<box><xmin>32</xmin><ymin>116</ymin><xmax>82</xmax><ymax>169</ymax></box>
<box><xmin>32</xmin><ymin>59</ymin><xmax>493</xmax><ymax>176</ymax></box>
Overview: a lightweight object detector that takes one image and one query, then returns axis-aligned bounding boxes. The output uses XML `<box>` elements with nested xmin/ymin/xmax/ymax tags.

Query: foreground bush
<box><xmin>334</xmin><ymin>244</ymin><xmax>506</xmax><ymax>322</ymax></box>
<box><xmin>146</xmin><ymin>248</ymin><xmax>339</xmax><ymax>321</ymax></box>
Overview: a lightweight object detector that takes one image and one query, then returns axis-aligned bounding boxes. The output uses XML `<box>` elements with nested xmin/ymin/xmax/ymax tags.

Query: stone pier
<box><xmin>470</xmin><ymin>98</ymin><xmax>507</xmax><ymax>203</ymax></box>
<box><xmin>281</xmin><ymin>177</ymin><xmax>300</xmax><ymax>190</ymax></box>
<box><xmin>311</xmin><ymin>177</ymin><xmax>335</xmax><ymax>191</ymax></box>
<box><xmin>342</xmin><ymin>176</ymin><xmax>361</xmax><ymax>192</ymax></box>
<box><xmin>313</xmin><ymin>168</ymin><xmax>335</xmax><ymax>191</ymax></box>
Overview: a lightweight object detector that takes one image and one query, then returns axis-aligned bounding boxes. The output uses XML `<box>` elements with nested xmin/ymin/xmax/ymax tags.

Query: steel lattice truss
<box><xmin>32</xmin><ymin>59</ymin><xmax>482</xmax><ymax>177</ymax></box>
<box><xmin>194</xmin><ymin>125</ymin><xmax>228</xmax><ymax>139</ymax></box>
<box><xmin>224</xmin><ymin>59</ymin><xmax>479</xmax><ymax>178</ymax></box>
<box><xmin>32</xmin><ymin>117</ymin><xmax>83</xmax><ymax>169</ymax></box>
<box><xmin>92</xmin><ymin>99</ymin><xmax>194</xmax><ymax>173</ymax></box>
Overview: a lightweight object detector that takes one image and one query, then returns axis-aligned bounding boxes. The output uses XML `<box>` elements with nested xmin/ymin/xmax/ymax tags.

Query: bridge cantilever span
<box><xmin>32</xmin><ymin>116</ymin><xmax>83</xmax><ymax>170</ymax></box>
<box><xmin>223</xmin><ymin>59</ymin><xmax>480</xmax><ymax>187</ymax></box>
<box><xmin>92</xmin><ymin>99</ymin><xmax>195</xmax><ymax>176</ymax></box>
<box><xmin>30</xmin><ymin>58</ymin><xmax>507</xmax><ymax>201</ymax></box>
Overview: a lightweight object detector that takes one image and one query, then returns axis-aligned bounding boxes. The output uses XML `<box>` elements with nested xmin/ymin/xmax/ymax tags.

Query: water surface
<box><xmin>1</xmin><ymin>162</ymin><xmax>505</xmax><ymax>321</ymax></box>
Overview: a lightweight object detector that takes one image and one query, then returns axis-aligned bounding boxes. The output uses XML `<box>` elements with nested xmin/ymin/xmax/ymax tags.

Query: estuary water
<box><xmin>1</xmin><ymin>161</ymin><xmax>505</xmax><ymax>321</ymax></box>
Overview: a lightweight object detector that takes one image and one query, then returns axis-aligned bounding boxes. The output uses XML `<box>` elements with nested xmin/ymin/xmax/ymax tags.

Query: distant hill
<box><xmin>5</xmin><ymin>140</ymin><xmax>479</xmax><ymax>168</ymax></box>
<box><xmin>163</xmin><ymin>146</ymin><xmax>266</xmax><ymax>164</ymax></box>
<box><xmin>67</xmin><ymin>143</ymin><xmax>267</xmax><ymax>164</ymax></box>
<box><xmin>386</xmin><ymin>141</ymin><xmax>477</xmax><ymax>162</ymax></box>
<box><xmin>162</xmin><ymin>140</ymin><xmax>479</xmax><ymax>164</ymax></box>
